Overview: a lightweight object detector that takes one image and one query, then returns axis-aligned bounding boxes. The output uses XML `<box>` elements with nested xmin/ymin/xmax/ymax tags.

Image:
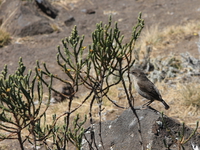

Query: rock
<box><xmin>17</xmin><ymin>20</ymin><xmax>54</xmax><ymax>37</ymax></box>
<box><xmin>82</xmin><ymin>108</ymin><xmax>200</xmax><ymax>150</ymax></box>
<box><xmin>85</xmin><ymin>9</ymin><xmax>96</xmax><ymax>14</ymax></box>
<box><xmin>64</xmin><ymin>16</ymin><xmax>75</xmax><ymax>26</ymax></box>
<box><xmin>35</xmin><ymin>0</ymin><xmax>59</xmax><ymax>19</ymax></box>
<box><xmin>52</xmin><ymin>82</ymin><xmax>74</xmax><ymax>103</ymax></box>
<box><xmin>0</xmin><ymin>18</ymin><xmax>3</xmax><ymax>26</ymax></box>
<box><xmin>81</xmin><ymin>8</ymin><xmax>96</xmax><ymax>14</ymax></box>
<box><xmin>0</xmin><ymin>0</ymin><xmax>54</xmax><ymax>36</ymax></box>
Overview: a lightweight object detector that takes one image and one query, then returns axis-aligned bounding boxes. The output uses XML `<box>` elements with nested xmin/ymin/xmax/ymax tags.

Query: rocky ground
<box><xmin>0</xmin><ymin>0</ymin><xmax>200</xmax><ymax>149</ymax></box>
<box><xmin>1</xmin><ymin>0</ymin><xmax>200</xmax><ymax>75</ymax></box>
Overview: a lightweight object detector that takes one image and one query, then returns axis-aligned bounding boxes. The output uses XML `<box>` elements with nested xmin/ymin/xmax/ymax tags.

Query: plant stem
<box><xmin>17</xmin><ymin>130</ymin><xmax>24</xmax><ymax>150</ymax></box>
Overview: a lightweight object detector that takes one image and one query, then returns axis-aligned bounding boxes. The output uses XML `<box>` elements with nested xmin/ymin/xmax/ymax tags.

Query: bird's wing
<box><xmin>137</xmin><ymin>79</ymin><xmax>162</xmax><ymax>100</ymax></box>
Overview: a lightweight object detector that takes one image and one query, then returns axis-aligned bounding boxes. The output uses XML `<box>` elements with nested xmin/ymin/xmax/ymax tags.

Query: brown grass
<box><xmin>156</xmin><ymin>82</ymin><xmax>200</xmax><ymax>132</ymax></box>
<box><xmin>1</xmin><ymin>14</ymin><xmax>200</xmax><ymax>145</ymax></box>
<box><xmin>50</xmin><ymin>23</ymin><xmax>61</xmax><ymax>32</ymax></box>
<box><xmin>0</xmin><ymin>28</ymin><xmax>11</xmax><ymax>47</ymax></box>
<box><xmin>42</xmin><ymin>80</ymin><xmax>200</xmax><ymax>133</ymax></box>
<box><xmin>20</xmin><ymin>20</ymin><xmax>200</xmax><ymax>134</ymax></box>
<box><xmin>136</xmin><ymin>21</ymin><xmax>200</xmax><ymax>55</ymax></box>
<box><xmin>52</xmin><ymin>0</ymin><xmax>84</xmax><ymax>10</ymax></box>
<box><xmin>179</xmin><ymin>83</ymin><xmax>200</xmax><ymax>108</ymax></box>
<box><xmin>44</xmin><ymin>86</ymin><xmax>128</xmax><ymax>126</ymax></box>
<box><xmin>130</xmin><ymin>21</ymin><xmax>200</xmax><ymax>132</ymax></box>
<box><xmin>1</xmin><ymin>77</ymin><xmax>199</xmax><ymax>144</ymax></box>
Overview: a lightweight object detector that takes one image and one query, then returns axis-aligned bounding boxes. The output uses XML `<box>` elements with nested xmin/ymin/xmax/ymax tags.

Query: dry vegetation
<box><xmin>42</xmin><ymin>81</ymin><xmax>200</xmax><ymax>132</ymax></box>
<box><xmin>134</xmin><ymin>21</ymin><xmax>200</xmax><ymax>131</ymax></box>
<box><xmin>0</xmin><ymin>1</ymin><xmax>199</xmax><ymax>149</ymax></box>
<box><xmin>132</xmin><ymin>21</ymin><xmax>200</xmax><ymax>131</ymax></box>
<box><xmin>0</xmin><ymin>4</ymin><xmax>199</xmax><ymax>143</ymax></box>
<box><xmin>51</xmin><ymin>0</ymin><xmax>83</xmax><ymax>10</ymax></box>
<box><xmin>179</xmin><ymin>83</ymin><xmax>200</xmax><ymax>108</ymax></box>
<box><xmin>155</xmin><ymin>82</ymin><xmax>200</xmax><ymax>132</ymax></box>
<box><xmin>137</xmin><ymin>21</ymin><xmax>200</xmax><ymax>56</ymax></box>
<box><xmin>43</xmin><ymin>87</ymin><xmax>128</xmax><ymax>126</ymax></box>
<box><xmin>0</xmin><ymin>28</ymin><xmax>11</xmax><ymax>47</ymax></box>
<box><xmin>41</xmin><ymin>20</ymin><xmax>200</xmax><ymax>133</ymax></box>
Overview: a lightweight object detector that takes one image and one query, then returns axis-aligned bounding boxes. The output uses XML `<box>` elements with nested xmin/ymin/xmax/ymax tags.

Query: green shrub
<box><xmin>0</xmin><ymin>14</ymin><xmax>144</xmax><ymax>149</ymax></box>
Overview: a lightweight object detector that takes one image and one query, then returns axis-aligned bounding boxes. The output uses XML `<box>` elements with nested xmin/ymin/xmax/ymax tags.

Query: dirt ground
<box><xmin>0</xmin><ymin>0</ymin><xmax>200</xmax><ymax>149</ymax></box>
<box><xmin>1</xmin><ymin>0</ymin><xmax>200</xmax><ymax>75</ymax></box>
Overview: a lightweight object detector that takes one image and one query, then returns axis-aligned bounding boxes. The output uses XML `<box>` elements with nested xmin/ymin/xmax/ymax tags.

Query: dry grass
<box><xmin>1</xmin><ymin>79</ymin><xmax>199</xmax><ymax>143</ymax></box>
<box><xmin>1</xmin><ymin>10</ymin><xmax>199</xmax><ymax>144</ymax></box>
<box><xmin>41</xmin><ymin>78</ymin><xmax>200</xmax><ymax>132</ymax></box>
<box><xmin>136</xmin><ymin>21</ymin><xmax>200</xmax><ymax>55</ymax></box>
<box><xmin>50</xmin><ymin>23</ymin><xmax>61</xmax><ymax>32</ymax></box>
<box><xmin>0</xmin><ymin>28</ymin><xmax>11</xmax><ymax>47</ymax></box>
<box><xmin>51</xmin><ymin>0</ymin><xmax>84</xmax><ymax>10</ymax></box>
<box><xmin>132</xmin><ymin>20</ymin><xmax>200</xmax><ymax>131</ymax></box>
<box><xmin>44</xmin><ymin>86</ymin><xmax>128</xmax><ymax>126</ymax></box>
<box><xmin>179</xmin><ymin>83</ymin><xmax>200</xmax><ymax>108</ymax></box>
<box><xmin>155</xmin><ymin>82</ymin><xmax>200</xmax><ymax>132</ymax></box>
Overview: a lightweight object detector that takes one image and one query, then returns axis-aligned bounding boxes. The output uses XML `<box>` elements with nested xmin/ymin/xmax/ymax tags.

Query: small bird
<box><xmin>130</xmin><ymin>68</ymin><xmax>170</xmax><ymax>110</ymax></box>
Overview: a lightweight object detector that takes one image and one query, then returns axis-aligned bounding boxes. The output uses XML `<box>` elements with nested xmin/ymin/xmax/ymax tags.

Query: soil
<box><xmin>0</xmin><ymin>0</ymin><xmax>200</xmax><ymax>149</ymax></box>
<box><xmin>1</xmin><ymin>0</ymin><xmax>200</xmax><ymax>75</ymax></box>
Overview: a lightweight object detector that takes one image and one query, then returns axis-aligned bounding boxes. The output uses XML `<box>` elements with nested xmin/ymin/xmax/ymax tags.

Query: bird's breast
<box><xmin>133</xmin><ymin>78</ymin><xmax>140</xmax><ymax>92</ymax></box>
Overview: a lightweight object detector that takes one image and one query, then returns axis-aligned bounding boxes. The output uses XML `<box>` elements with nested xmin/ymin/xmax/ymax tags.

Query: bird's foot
<box><xmin>141</xmin><ymin>105</ymin><xmax>148</xmax><ymax>109</ymax></box>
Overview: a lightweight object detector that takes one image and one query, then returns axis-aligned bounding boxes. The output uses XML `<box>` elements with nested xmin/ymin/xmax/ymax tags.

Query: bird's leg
<box><xmin>142</xmin><ymin>100</ymin><xmax>154</xmax><ymax>109</ymax></box>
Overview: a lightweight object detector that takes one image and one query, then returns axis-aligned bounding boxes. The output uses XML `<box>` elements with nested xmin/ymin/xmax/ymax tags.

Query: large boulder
<box><xmin>35</xmin><ymin>0</ymin><xmax>59</xmax><ymax>19</ymax></box>
<box><xmin>82</xmin><ymin>108</ymin><xmax>200</xmax><ymax>150</ymax></box>
<box><xmin>0</xmin><ymin>0</ymin><xmax>54</xmax><ymax>37</ymax></box>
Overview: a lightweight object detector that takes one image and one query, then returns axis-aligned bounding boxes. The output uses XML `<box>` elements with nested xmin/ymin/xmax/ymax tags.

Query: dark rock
<box><xmin>82</xmin><ymin>108</ymin><xmax>200</xmax><ymax>150</ymax></box>
<box><xmin>51</xmin><ymin>82</ymin><xmax>74</xmax><ymax>103</ymax></box>
<box><xmin>18</xmin><ymin>20</ymin><xmax>54</xmax><ymax>37</ymax></box>
<box><xmin>0</xmin><ymin>0</ymin><xmax>54</xmax><ymax>36</ymax></box>
<box><xmin>86</xmin><ymin>9</ymin><xmax>96</xmax><ymax>14</ymax></box>
<box><xmin>64</xmin><ymin>16</ymin><xmax>75</xmax><ymax>26</ymax></box>
<box><xmin>35</xmin><ymin>0</ymin><xmax>59</xmax><ymax>19</ymax></box>
<box><xmin>0</xmin><ymin>18</ymin><xmax>3</xmax><ymax>26</ymax></box>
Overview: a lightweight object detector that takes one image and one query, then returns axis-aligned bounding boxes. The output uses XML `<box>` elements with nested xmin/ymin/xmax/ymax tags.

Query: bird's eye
<box><xmin>132</xmin><ymin>71</ymin><xmax>136</xmax><ymax>74</ymax></box>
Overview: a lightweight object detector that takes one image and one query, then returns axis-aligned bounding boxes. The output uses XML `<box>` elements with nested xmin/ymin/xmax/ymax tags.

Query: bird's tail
<box><xmin>161</xmin><ymin>100</ymin><xmax>170</xmax><ymax>110</ymax></box>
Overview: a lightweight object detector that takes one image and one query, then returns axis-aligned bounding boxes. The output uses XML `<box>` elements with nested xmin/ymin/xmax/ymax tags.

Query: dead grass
<box><xmin>50</xmin><ymin>23</ymin><xmax>61</xmax><ymax>32</ymax></box>
<box><xmin>179</xmin><ymin>83</ymin><xmax>200</xmax><ymax>108</ymax></box>
<box><xmin>156</xmin><ymin>82</ymin><xmax>200</xmax><ymax>132</ymax></box>
<box><xmin>33</xmin><ymin>84</ymin><xmax>129</xmax><ymax>131</ymax></box>
<box><xmin>0</xmin><ymin>28</ymin><xmax>11</xmax><ymax>47</ymax></box>
<box><xmin>44</xmin><ymin>87</ymin><xmax>128</xmax><ymax>126</ymax></box>
<box><xmin>132</xmin><ymin>20</ymin><xmax>200</xmax><ymax>131</ymax></box>
<box><xmin>41</xmin><ymin>79</ymin><xmax>200</xmax><ymax>133</ymax></box>
<box><xmin>1</xmin><ymin>13</ymin><xmax>200</xmax><ymax>145</ymax></box>
<box><xmin>1</xmin><ymin>79</ymin><xmax>199</xmax><ymax>143</ymax></box>
<box><xmin>52</xmin><ymin>0</ymin><xmax>84</xmax><ymax>10</ymax></box>
<box><xmin>136</xmin><ymin>21</ymin><xmax>200</xmax><ymax>55</ymax></box>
